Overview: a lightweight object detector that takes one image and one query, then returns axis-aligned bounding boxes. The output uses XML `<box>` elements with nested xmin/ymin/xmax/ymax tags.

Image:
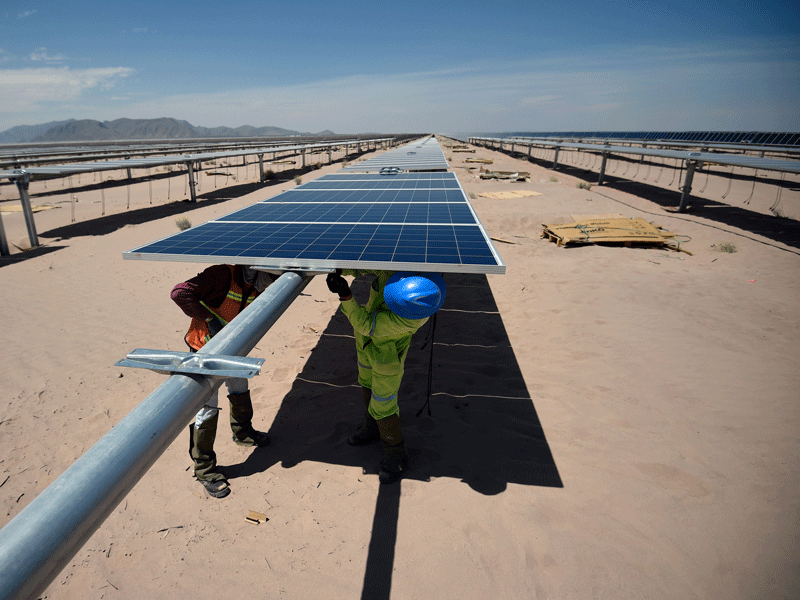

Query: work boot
<box><xmin>377</xmin><ymin>414</ymin><xmax>408</xmax><ymax>484</ymax></box>
<box><xmin>189</xmin><ymin>412</ymin><xmax>230</xmax><ymax>498</ymax></box>
<box><xmin>229</xmin><ymin>390</ymin><xmax>271</xmax><ymax>447</ymax></box>
<box><xmin>348</xmin><ymin>386</ymin><xmax>380</xmax><ymax>445</ymax></box>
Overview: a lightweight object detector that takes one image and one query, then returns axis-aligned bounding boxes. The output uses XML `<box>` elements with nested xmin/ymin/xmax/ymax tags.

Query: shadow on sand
<box><xmin>224</xmin><ymin>272</ymin><xmax>562</xmax><ymax>599</ymax></box>
<box><xmin>511</xmin><ymin>151</ymin><xmax>800</xmax><ymax>252</ymax></box>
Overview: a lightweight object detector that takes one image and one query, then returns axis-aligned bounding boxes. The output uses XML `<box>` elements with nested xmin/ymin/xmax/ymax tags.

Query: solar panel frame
<box><xmin>123</xmin><ymin>171</ymin><xmax>505</xmax><ymax>274</ymax></box>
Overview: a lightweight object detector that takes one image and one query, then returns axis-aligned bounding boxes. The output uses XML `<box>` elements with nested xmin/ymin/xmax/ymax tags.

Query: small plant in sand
<box><xmin>264</xmin><ymin>169</ymin><xmax>275</xmax><ymax>180</ymax></box>
<box><xmin>712</xmin><ymin>242</ymin><xmax>736</xmax><ymax>253</ymax></box>
<box><xmin>770</xmin><ymin>207</ymin><xmax>788</xmax><ymax>219</ymax></box>
<box><xmin>576</xmin><ymin>181</ymin><xmax>592</xmax><ymax>190</ymax></box>
<box><xmin>468</xmin><ymin>192</ymin><xmax>477</xmax><ymax>200</ymax></box>
<box><xmin>342</xmin><ymin>160</ymin><xmax>349</xmax><ymax>167</ymax></box>
<box><xmin>549</xmin><ymin>176</ymin><xmax>559</xmax><ymax>183</ymax></box>
<box><xmin>175</xmin><ymin>216</ymin><xmax>192</xmax><ymax>231</ymax></box>
<box><xmin>294</xmin><ymin>176</ymin><xmax>303</xmax><ymax>185</ymax></box>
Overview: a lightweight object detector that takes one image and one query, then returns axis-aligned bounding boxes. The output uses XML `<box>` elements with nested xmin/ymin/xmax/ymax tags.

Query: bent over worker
<box><xmin>326</xmin><ymin>270</ymin><xmax>446</xmax><ymax>484</ymax></box>
<box><xmin>171</xmin><ymin>264</ymin><xmax>277</xmax><ymax>498</ymax></box>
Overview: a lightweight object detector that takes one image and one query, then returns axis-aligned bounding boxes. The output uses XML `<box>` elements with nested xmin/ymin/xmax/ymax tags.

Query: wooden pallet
<box><xmin>542</xmin><ymin>217</ymin><xmax>675</xmax><ymax>247</ymax></box>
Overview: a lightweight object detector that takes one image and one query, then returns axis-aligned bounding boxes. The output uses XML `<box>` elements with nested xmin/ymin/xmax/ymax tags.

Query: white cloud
<box><xmin>0</xmin><ymin>67</ymin><xmax>135</xmax><ymax>113</ymax></box>
<box><xmin>29</xmin><ymin>47</ymin><xmax>68</xmax><ymax>63</ymax></box>
<box><xmin>18</xmin><ymin>10</ymin><xmax>36</xmax><ymax>18</ymax></box>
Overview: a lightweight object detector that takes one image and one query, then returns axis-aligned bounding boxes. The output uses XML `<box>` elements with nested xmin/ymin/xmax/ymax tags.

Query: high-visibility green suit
<box><xmin>340</xmin><ymin>270</ymin><xmax>429</xmax><ymax>420</ymax></box>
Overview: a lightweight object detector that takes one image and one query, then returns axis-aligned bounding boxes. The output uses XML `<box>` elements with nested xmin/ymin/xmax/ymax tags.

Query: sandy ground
<box><xmin>1</xmin><ymin>139</ymin><xmax>799</xmax><ymax>599</ymax></box>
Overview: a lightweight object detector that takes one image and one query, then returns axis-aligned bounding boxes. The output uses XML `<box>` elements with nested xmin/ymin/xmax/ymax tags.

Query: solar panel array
<box><xmin>472</xmin><ymin>137</ymin><xmax>800</xmax><ymax>175</ymax></box>
<box><xmin>0</xmin><ymin>139</ymin><xmax>392</xmax><ymax>181</ymax></box>
<box><xmin>340</xmin><ymin>136</ymin><xmax>449</xmax><ymax>172</ymax></box>
<box><xmin>500</xmin><ymin>131</ymin><xmax>800</xmax><ymax>147</ymax></box>
<box><xmin>124</xmin><ymin>171</ymin><xmax>505</xmax><ymax>274</ymax></box>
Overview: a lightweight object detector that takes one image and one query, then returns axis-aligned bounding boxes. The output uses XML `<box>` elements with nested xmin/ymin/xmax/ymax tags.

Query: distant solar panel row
<box><xmin>124</xmin><ymin>171</ymin><xmax>505</xmax><ymax>274</ymax></box>
<box><xmin>503</xmin><ymin>131</ymin><xmax>800</xmax><ymax>146</ymax></box>
<box><xmin>341</xmin><ymin>137</ymin><xmax>449</xmax><ymax>172</ymax></box>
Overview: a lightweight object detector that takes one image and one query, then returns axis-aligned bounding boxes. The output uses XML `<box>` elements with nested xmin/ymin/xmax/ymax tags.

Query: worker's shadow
<box><xmin>225</xmin><ymin>272</ymin><xmax>561</xmax><ymax>600</ymax></box>
<box><xmin>226</xmin><ymin>272</ymin><xmax>562</xmax><ymax>493</ymax></box>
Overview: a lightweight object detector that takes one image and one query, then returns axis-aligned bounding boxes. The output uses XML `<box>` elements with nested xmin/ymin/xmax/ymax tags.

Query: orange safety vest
<box><xmin>184</xmin><ymin>265</ymin><xmax>258</xmax><ymax>351</ymax></box>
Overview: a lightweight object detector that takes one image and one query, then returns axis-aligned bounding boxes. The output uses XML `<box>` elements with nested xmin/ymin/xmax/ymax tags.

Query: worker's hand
<box><xmin>326</xmin><ymin>271</ymin><xmax>351</xmax><ymax>299</ymax></box>
<box><xmin>206</xmin><ymin>315</ymin><xmax>224</xmax><ymax>337</ymax></box>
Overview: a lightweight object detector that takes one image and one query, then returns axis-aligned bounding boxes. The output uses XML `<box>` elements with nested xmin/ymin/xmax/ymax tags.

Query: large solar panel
<box><xmin>341</xmin><ymin>137</ymin><xmax>449</xmax><ymax>172</ymax></box>
<box><xmin>124</xmin><ymin>171</ymin><xmax>505</xmax><ymax>274</ymax></box>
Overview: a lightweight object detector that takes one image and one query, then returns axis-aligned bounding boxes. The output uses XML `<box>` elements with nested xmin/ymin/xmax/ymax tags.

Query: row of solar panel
<box><xmin>133</xmin><ymin>222</ymin><xmax>498</xmax><ymax>265</ymax></box>
<box><xmin>506</xmin><ymin>131</ymin><xmax>800</xmax><ymax>146</ymax></box>
<box><xmin>277</xmin><ymin>189</ymin><xmax>466</xmax><ymax>203</ymax></box>
<box><xmin>219</xmin><ymin>201</ymin><xmax>475</xmax><ymax>224</ymax></box>
<box><xmin>319</xmin><ymin>172</ymin><xmax>454</xmax><ymax>181</ymax></box>
<box><xmin>341</xmin><ymin>137</ymin><xmax>449</xmax><ymax>172</ymax></box>
<box><xmin>299</xmin><ymin>178</ymin><xmax>460</xmax><ymax>190</ymax></box>
<box><xmin>125</xmin><ymin>150</ymin><xmax>506</xmax><ymax>273</ymax></box>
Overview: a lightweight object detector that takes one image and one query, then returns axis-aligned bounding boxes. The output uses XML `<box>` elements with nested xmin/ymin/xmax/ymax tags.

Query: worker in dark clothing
<box><xmin>171</xmin><ymin>264</ymin><xmax>277</xmax><ymax>498</ymax></box>
<box><xmin>326</xmin><ymin>269</ymin><xmax>446</xmax><ymax>483</ymax></box>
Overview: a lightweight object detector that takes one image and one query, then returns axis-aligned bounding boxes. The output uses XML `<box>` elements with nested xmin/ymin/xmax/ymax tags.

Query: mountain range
<box><xmin>0</xmin><ymin>118</ymin><xmax>334</xmax><ymax>144</ymax></box>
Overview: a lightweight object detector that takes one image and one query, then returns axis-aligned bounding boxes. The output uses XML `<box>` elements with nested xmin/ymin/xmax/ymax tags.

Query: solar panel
<box><xmin>341</xmin><ymin>137</ymin><xmax>449</xmax><ymax>172</ymax></box>
<box><xmin>124</xmin><ymin>171</ymin><xmax>505</xmax><ymax>274</ymax></box>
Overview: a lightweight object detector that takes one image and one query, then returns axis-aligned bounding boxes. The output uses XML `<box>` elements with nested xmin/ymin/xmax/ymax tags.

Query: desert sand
<box><xmin>1</xmin><ymin>139</ymin><xmax>799</xmax><ymax>599</ymax></box>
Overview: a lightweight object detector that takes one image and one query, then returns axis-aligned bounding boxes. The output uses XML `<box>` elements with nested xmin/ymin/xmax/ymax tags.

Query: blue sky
<box><xmin>0</xmin><ymin>0</ymin><xmax>798</xmax><ymax>134</ymax></box>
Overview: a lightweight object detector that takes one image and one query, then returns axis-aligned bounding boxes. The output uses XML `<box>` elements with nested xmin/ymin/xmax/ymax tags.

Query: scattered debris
<box><xmin>542</xmin><ymin>216</ymin><xmax>684</xmax><ymax>252</ymax></box>
<box><xmin>479</xmin><ymin>190</ymin><xmax>541</xmax><ymax>200</ymax></box>
<box><xmin>0</xmin><ymin>204</ymin><xmax>57</xmax><ymax>213</ymax></box>
<box><xmin>479</xmin><ymin>167</ymin><xmax>529</xmax><ymax>181</ymax></box>
<box><xmin>490</xmin><ymin>237</ymin><xmax>517</xmax><ymax>245</ymax></box>
<box><xmin>452</xmin><ymin>148</ymin><xmax>476</xmax><ymax>153</ymax></box>
<box><xmin>465</xmin><ymin>158</ymin><xmax>493</xmax><ymax>164</ymax></box>
<box><xmin>711</xmin><ymin>242</ymin><xmax>737</xmax><ymax>253</ymax></box>
<box><xmin>246</xmin><ymin>510</ymin><xmax>268</xmax><ymax>525</ymax></box>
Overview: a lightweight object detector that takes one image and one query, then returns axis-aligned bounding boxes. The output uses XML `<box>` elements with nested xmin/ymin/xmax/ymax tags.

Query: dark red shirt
<box><xmin>171</xmin><ymin>264</ymin><xmax>239</xmax><ymax>321</ymax></box>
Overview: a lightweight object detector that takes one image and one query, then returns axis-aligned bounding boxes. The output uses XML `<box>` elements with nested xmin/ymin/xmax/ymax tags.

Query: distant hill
<box><xmin>0</xmin><ymin>119</ymin><xmax>76</xmax><ymax>144</ymax></box>
<box><xmin>1</xmin><ymin>117</ymin><xmax>334</xmax><ymax>143</ymax></box>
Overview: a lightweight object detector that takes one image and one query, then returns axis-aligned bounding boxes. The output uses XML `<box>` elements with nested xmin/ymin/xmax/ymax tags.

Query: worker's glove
<box><xmin>206</xmin><ymin>315</ymin><xmax>224</xmax><ymax>337</ymax></box>
<box><xmin>326</xmin><ymin>270</ymin><xmax>351</xmax><ymax>298</ymax></box>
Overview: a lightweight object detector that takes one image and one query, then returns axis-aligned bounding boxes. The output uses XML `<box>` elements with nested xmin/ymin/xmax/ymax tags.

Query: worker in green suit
<box><xmin>326</xmin><ymin>269</ymin><xmax>446</xmax><ymax>484</ymax></box>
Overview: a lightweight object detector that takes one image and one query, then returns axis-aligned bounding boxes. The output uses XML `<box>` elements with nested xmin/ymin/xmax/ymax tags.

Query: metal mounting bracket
<box><xmin>115</xmin><ymin>349</ymin><xmax>265</xmax><ymax>378</ymax></box>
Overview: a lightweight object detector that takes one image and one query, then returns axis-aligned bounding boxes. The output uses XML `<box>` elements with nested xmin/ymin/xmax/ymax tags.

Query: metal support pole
<box><xmin>598</xmin><ymin>151</ymin><xmax>609</xmax><ymax>185</ymax></box>
<box><xmin>302</xmin><ymin>149</ymin><xmax>306</xmax><ymax>168</ymax></box>
<box><xmin>678</xmin><ymin>160</ymin><xmax>698</xmax><ymax>212</ymax></box>
<box><xmin>258</xmin><ymin>154</ymin><xmax>265</xmax><ymax>182</ymax></box>
<box><xmin>14</xmin><ymin>172</ymin><xmax>39</xmax><ymax>249</ymax></box>
<box><xmin>0</xmin><ymin>209</ymin><xmax>9</xmax><ymax>256</ymax></box>
<box><xmin>0</xmin><ymin>272</ymin><xmax>312</xmax><ymax>600</ymax></box>
<box><xmin>186</xmin><ymin>162</ymin><xmax>197</xmax><ymax>203</ymax></box>
<box><xmin>527</xmin><ymin>145</ymin><xmax>532</xmax><ymax>158</ymax></box>
<box><xmin>553</xmin><ymin>148</ymin><xmax>560</xmax><ymax>170</ymax></box>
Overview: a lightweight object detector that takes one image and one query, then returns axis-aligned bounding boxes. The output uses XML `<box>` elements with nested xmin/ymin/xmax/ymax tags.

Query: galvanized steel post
<box><xmin>14</xmin><ymin>171</ymin><xmax>39</xmax><ymax>249</ymax></box>
<box><xmin>258</xmin><ymin>153</ymin><xmax>265</xmax><ymax>182</ymax></box>
<box><xmin>678</xmin><ymin>160</ymin><xmax>698</xmax><ymax>212</ymax></box>
<box><xmin>0</xmin><ymin>209</ymin><xmax>9</xmax><ymax>256</ymax></box>
<box><xmin>598</xmin><ymin>150</ymin><xmax>609</xmax><ymax>185</ymax></box>
<box><xmin>553</xmin><ymin>147</ymin><xmax>560</xmax><ymax>170</ymax></box>
<box><xmin>186</xmin><ymin>161</ymin><xmax>197</xmax><ymax>203</ymax></box>
<box><xmin>0</xmin><ymin>271</ymin><xmax>312</xmax><ymax>600</ymax></box>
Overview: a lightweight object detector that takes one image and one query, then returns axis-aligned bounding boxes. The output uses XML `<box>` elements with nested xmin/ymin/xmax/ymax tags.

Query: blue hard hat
<box><xmin>384</xmin><ymin>272</ymin><xmax>446</xmax><ymax>320</ymax></box>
